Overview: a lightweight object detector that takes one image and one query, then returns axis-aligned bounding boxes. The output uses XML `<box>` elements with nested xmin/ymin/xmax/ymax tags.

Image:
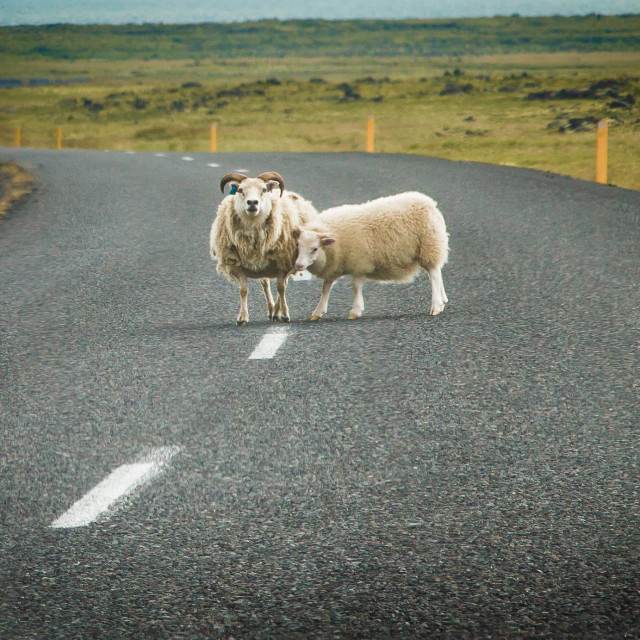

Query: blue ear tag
<box><xmin>230</xmin><ymin>185</ymin><xmax>238</xmax><ymax>195</ymax></box>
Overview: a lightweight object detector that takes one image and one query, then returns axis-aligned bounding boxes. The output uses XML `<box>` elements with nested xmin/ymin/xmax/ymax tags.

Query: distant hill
<box><xmin>1</xmin><ymin>14</ymin><xmax>639</xmax><ymax>60</ymax></box>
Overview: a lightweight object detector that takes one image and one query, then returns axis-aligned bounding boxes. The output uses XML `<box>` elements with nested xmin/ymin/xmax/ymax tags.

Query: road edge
<box><xmin>0</xmin><ymin>161</ymin><xmax>35</xmax><ymax>221</ymax></box>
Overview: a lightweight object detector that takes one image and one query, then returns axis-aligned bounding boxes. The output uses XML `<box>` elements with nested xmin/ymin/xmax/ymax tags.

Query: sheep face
<box><xmin>295</xmin><ymin>227</ymin><xmax>335</xmax><ymax>271</ymax></box>
<box><xmin>230</xmin><ymin>177</ymin><xmax>281</xmax><ymax>219</ymax></box>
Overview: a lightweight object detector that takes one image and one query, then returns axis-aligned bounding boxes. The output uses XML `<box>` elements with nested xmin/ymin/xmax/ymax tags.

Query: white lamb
<box><xmin>293</xmin><ymin>191</ymin><xmax>449</xmax><ymax>320</ymax></box>
<box><xmin>210</xmin><ymin>171</ymin><xmax>317</xmax><ymax>325</ymax></box>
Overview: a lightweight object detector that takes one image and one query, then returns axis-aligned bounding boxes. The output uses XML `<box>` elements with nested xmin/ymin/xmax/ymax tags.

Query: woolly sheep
<box><xmin>293</xmin><ymin>191</ymin><xmax>449</xmax><ymax>320</ymax></box>
<box><xmin>210</xmin><ymin>171</ymin><xmax>317</xmax><ymax>325</ymax></box>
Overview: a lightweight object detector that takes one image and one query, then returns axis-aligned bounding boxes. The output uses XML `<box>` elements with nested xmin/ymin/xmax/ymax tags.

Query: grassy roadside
<box><xmin>0</xmin><ymin>162</ymin><xmax>34</xmax><ymax>219</ymax></box>
<box><xmin>1</xmin><ymin>18</ymin><xmax>639</xmax><ymax>190</ymax></box>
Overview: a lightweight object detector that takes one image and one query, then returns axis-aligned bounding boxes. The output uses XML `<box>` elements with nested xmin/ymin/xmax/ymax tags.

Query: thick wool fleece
<box><xmin>307</xmin><ymin>191</ymin><xmax>448</xmax><ymax>282</ymax></box>
<box><xmin>211</xmin><ymin>191</ymin><xmax>317</xmax><ymax>282</ymax></box>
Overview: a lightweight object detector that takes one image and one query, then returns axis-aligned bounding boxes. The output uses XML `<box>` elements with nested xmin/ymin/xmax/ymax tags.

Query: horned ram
<box><xmin>210</xmin><ymin>171</ymin><xmax>317</xmax><ymax>325</ymax></box>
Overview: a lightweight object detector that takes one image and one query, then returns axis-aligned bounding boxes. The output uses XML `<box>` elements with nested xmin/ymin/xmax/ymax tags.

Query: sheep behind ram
<box><xmin>294</xmin><ymin>191</ymin><xmax>449</xmax><ymax>320</ymax></box>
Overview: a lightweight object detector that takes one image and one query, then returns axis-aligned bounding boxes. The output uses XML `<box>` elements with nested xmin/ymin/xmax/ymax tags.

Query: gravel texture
<box><xmin>0</xmin><ymin>148</ymin><xmax>638</xmax><ymax>638</ymax></box>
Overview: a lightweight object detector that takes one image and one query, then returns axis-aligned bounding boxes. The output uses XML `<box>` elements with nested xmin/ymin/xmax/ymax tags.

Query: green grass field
<box><xmin>1</xmin><ymin>17</ymin><xmax>639</xmax><ymax>189</ymax></box>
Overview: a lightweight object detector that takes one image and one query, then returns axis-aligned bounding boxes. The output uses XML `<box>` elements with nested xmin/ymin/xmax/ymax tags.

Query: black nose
<box><xmin>247</xmin><ymin>199</ymin><xmax>259</xmax><ymax>207</ymax></box>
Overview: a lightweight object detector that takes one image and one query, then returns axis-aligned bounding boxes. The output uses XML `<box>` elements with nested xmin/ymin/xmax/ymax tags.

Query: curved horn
<box><xmin>257</xmin><ymin>171</ymin><xmax>285</xmax><ymax>197</ymax></box>
<box><xmin>220</xmin><ymin>172</ymin><xmax>248</xmax><ymax>194</ymax></box>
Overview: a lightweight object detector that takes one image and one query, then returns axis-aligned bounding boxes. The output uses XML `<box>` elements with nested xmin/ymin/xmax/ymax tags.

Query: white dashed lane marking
<box><xmin>249</xmin><ymin>327</ymin><xmax>290</xmax><ymax>360</ymax></box>
<box><xmin>50</xmin><ymin>447</ymin><xmax>180</xmax><ymax>529</ymax></box>
<box><xmin>182</xmin><ymin>156</ymin><xmax>195</xmax><ymax>162</ymax></box>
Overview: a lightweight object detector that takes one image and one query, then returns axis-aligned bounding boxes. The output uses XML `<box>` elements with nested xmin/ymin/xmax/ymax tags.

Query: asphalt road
<box><xmin>1</xmin><ymin>148</ymin><xmax>638</xmax><ymax>639</ymax></box>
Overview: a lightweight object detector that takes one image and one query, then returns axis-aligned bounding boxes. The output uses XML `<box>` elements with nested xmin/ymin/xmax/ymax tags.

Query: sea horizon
<box><xmin>0</xmin><ymin>0</ymin><xmax>638</xmax><ymax>27</ymax></box>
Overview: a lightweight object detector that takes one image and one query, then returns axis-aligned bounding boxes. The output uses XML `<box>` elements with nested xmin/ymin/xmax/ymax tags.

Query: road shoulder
<box><xmin>0</xmin><ymin>161</ymin><xmax>34</xmax><ymax>220</ymax></box>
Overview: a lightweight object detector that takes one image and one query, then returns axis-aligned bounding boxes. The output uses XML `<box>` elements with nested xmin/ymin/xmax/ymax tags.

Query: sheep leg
<box><xmin>274</xmin><ymin>276</ymin><xmax>290</xmax><ymax>322</ymax></box>
<box><xmin>310</xmin><ymin>279</ymin><xmax>335</xmax><ymax>321</ymax></box>
<box><xmin>348</xmin><ymin>276</ymin><xmax>366</xmax><ymax>320</ymax></box>
<box><xmin>237</xmin><ymin>274</ymin><xmax>250</xmax><ymax>326</ymax></box>
<box><xmin>428</xmin><ymin>266</ymin><xmax>447</xmax><ymax>315</ymax></box>
<box><xmin>260</xmin><ymin>278</ymin><xmax>276</xmax><ymax>320</ymax></box>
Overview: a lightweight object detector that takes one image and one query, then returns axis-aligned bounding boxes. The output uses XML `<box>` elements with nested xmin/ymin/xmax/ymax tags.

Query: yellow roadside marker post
<box><xmin>15</xmin><ymin>127</ymin><xmax>21</xmax><ymax>147</ymax></box>
<box><xmin>595</xmin><ymin>119</ymin><xmax>608</xmax><ymax>184</ymax></box>
<box><xmin>210</xmin><ymin>124</ymin><xmax>217</xmax><ymax>153</ymax></box>
<box><xmin>366</xmin><ymin>115</ymin><xmax>375</xmax><ymax>153</ymax></box>
<box><xmin>57</xmin><ymin>127</ymin><xmax>62</xmax><ymax>150</ymax></box>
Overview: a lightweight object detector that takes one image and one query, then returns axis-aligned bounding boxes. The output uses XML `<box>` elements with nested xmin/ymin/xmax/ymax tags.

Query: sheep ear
<box><xmin>265</xmin><ymin>180</ymin><xmax>281</xmax><ymax>194</ymax></box>
<box><xmin>320</xmin><ymin>237</ymin><xmax>336</xmax><ymax>247</ymax></box>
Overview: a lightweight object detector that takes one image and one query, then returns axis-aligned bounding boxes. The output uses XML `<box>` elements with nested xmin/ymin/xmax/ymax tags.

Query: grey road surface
<box><xmin>1</xmin><ymin>148</ymin><xmax>639</xmax><ymax>638</ymax></box>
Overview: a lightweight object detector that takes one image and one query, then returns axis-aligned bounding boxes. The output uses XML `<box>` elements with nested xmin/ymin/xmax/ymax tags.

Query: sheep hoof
<box><xmin>237</xmin><ymin>319</ymin><xmax>248</xmax><ymax>326</ymax></box>
<box><xmin>348</xmin><ymin>314</ymin><xmax>361</xmax><ymax>320</ymax></box>
<box><xmin>309</xmin><ymin>315</ymin><xmax>321</xmax><ymax>322</ymax></box>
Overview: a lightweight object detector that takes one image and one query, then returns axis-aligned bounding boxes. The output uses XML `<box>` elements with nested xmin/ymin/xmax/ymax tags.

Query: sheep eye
<box><xmin>237</xmin><ymin>188</ymin><xmax>243</xmax><ymax>194</ymax></box>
